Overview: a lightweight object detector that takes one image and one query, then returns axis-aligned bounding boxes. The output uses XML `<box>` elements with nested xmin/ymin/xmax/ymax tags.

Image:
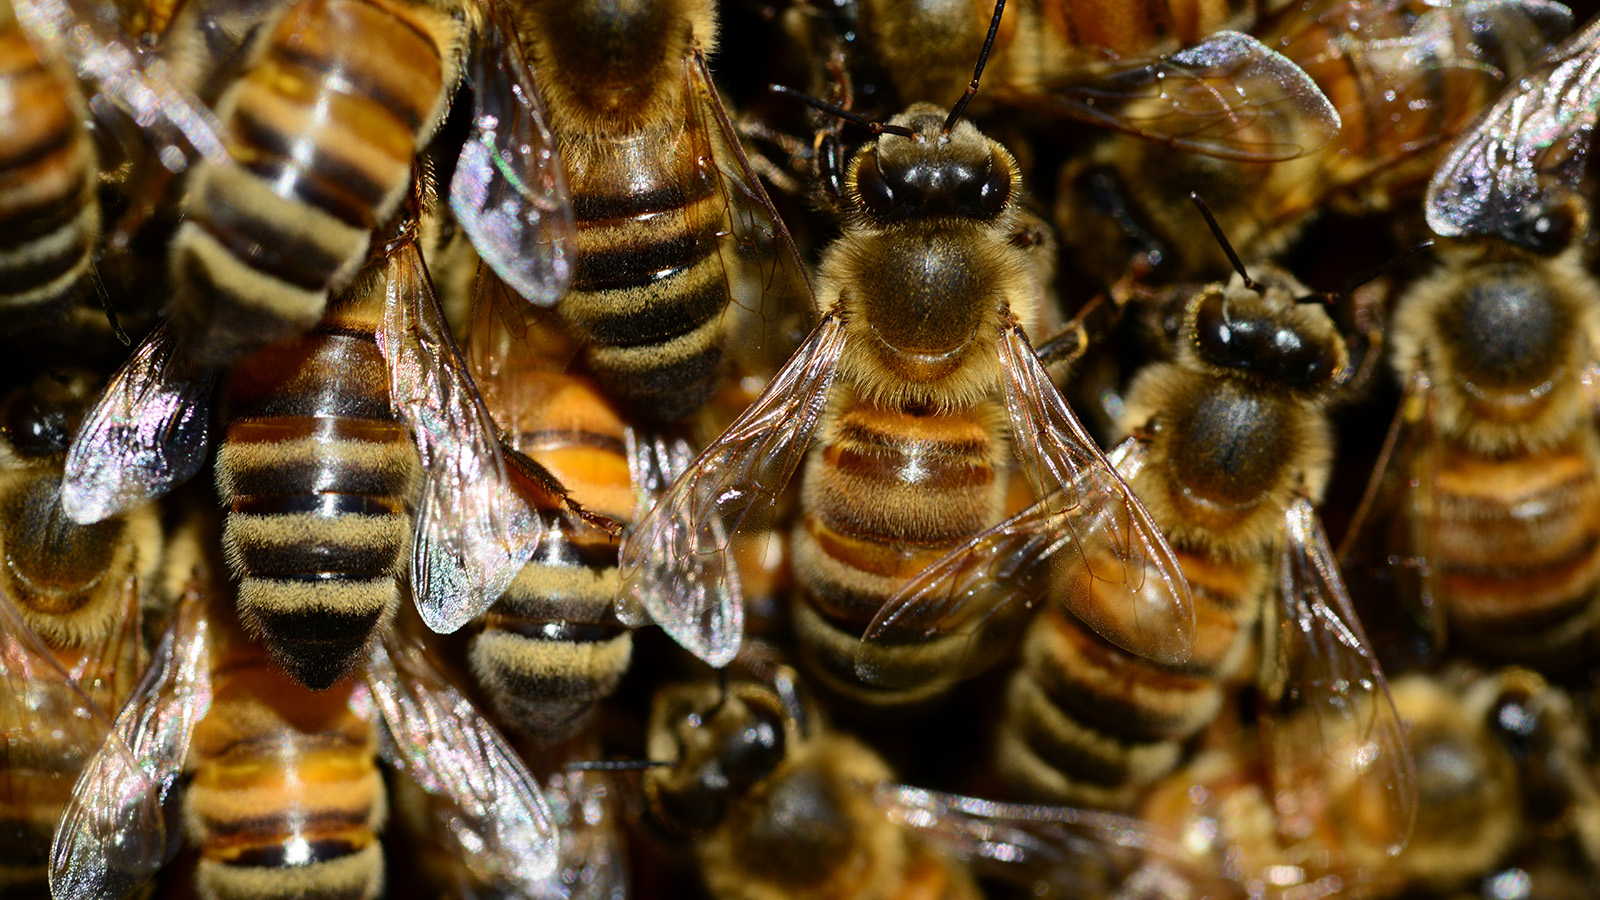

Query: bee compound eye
<box><xmin>853</xmin><ymin>151</ymin><xmax>894</xmax><ymax>216</ymax></box>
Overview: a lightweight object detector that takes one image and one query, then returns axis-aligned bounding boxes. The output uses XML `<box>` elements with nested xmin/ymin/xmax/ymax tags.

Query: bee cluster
<box><xmin>5</xmin><ymin>0</ymin><xmax>1600</xmax><ymax>898</ymax></box>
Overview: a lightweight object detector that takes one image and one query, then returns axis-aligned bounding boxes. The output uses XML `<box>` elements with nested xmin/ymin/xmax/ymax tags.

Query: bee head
<box><xmin>848</xmin><ymin>105</ymin><xmax>1015</xmax><ymax>224</ymax></box>
<box><xmin>1189</xmin><ymin>274</ymin><xmax>1349</xmax><ymax>394</ymax></box>
<box><xmin>643</xmin><ymin>681</ymin><xmax>791</xmax><ymax>834</ymax></box>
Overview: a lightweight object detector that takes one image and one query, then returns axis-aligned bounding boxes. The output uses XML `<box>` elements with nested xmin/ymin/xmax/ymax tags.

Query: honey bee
<box><xmin>1139</xmin><ymin>666</ymin><xmax>1600</xmax><ymax>899</ymax></box>
<box><xmin>804</xmin><ymin>0</ymin><xmax>1343</xmax><ymax>164</ymax></box>
<box><xmin>510</xmin><ymin>0</ymin><xmax>815</xmax><ymax>425</ymax></box>
<box><xmin>49</xmin><ymin>574</ymin><xmax>559</xmax><ymax>900</ymax></box>
<box><xmin>1339</xmin><ymin>44</ymin><xmax>1600</xmax><ymax>669</ymax></box>
<box><xmin>642</xmin><ymin>666</ymin><xmax>1200</xmax><ymax>900</ymax></box>
<box><xmin>0</xmin><ymin>370</ymin><xmax>161</xmax><ymax>896</ymax></box>
<box><xmin>58</xmin><ymin>0</ymin><xmax>576</xmax><ymax>519</ymax></box>
<box><xmin>1057</xmin><ymin>0</ymin><xmax>1572</xmax><ymax>280</ymax></box>
<box><xmin>618</xmin><ymin>98</ymin><xmax>1192</xmax><ymax>685</ymax></box>
<box><xmin>65</xmin><ymin>205</ymin><xmax>566</xmax><ymax>693</ymax></box>
<box><xmin>461</xmin><ymin>271</ymin><xmax>635</xmax><ymax>743</ymax></box>
<box><xmin>0</xmin><ymin>0</ymin><xmax>99</xmax><ymax>332</ymax></box>
<box><xmin>857</xmin><ymin>223</ymin><xmax>1413</xmax><ymax>822</ymax></box>
<box><xmin>163</xmin><ymin>0</ymin><xmax>575</xmax><ymax>368</ymax></box>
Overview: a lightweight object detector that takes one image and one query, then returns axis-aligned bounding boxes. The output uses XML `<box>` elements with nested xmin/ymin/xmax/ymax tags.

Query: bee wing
<box><xmin>999</xmin><ymin>324</ymin><xmax>1194</xmax><ymax>662</ymax></box>
<box><xmin>61</xmin><ymin>321</ymin><xmax>217</xmax><ymax>525</ymax></box>
<box><xmin>1265</xmin><ymin>498</ymin><xmax>1417</xmax><ymax>857</ymax></box>
<box><xmin>12</xmin><ymin>0</ymin><xmax>228</xmax><ymax>167</ymax></box>
<box><xmin>1427</xmin><ymin>9</ymin><xmax>1596</xmax><ymax>237</ymax></box>
<box><xmin>1015</xmin><ymin>31</ymin><xmax>1340</xmax><ymax>161</ymax></box>
<box><xmin>532</xmin><ymin>769</ymin><xmax>629</xmax><ymax>900</ymax></box>
<box><xmin>377</xmin><ymin>242</ymin><xmax>543</xmax><ymax>633</ymax></box>
<box><xmin>617</xmin><ymin>314</ymin><xmax>848</xmax><ymax>667</ymax></box>
<box><xmin>451</xmin><ymin>4</ymin><xmax>575</xmax><ymax>307</ymax></box>
<box><xmin>857</xmin><ymin>440</ymin><xmax>1175</xmax><ymax>689</ymax></box>
<box><xmin>1334</xmin><ymin>372</ymin><xmax>1444</xmax><ymax>671</ymax></box>
<box><xmin>686</xmin><ymin>49</ymin><xmax>817</xmax><ymax>374</ymax></box>
<box><xmin>366</xmin><ymin>630</ymin><xmax>558</xmax><ymax>886</ymax></box>
<box><xmin>49</xmin><ymin>587</ymin><xmax>211</xmax><ymax>900</ymax></box>
<box><xmin>874</xmin><ymin>785</ymin><xmax>1240</xmax><ymax>898</ymax></box>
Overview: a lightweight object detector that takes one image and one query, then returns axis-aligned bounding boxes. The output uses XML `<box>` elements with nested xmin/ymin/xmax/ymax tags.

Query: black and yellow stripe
<box><xmin>470</xmin><ymin>367</ymin><xmax>634</xmax><ymax>743</ymax></box>
<box><xmin>0</xmin><ymin>8</ymin><xmax>96</xmax><ymax>327</ymax></box>
<box><xmin>172</xmin><ymin>0</ymin><xmax>459</xmax><ymax>366</ymax></box>
<box><xmin>217</xmin><ymin>287</ymin><xmax>417</xmax><ymax>690</ymax></box>
<box><xmin>792</xmin><ymin>395</ymin><xmax>1011</xmax><ymax>707</ymax></box>
<box><xmin>187</xmin><ymin>597</ymin><xmax>384</xmax><ymax>900</ymax></box>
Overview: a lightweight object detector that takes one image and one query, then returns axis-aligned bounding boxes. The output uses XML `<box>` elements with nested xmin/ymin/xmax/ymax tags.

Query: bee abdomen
<box><xmin>470</xmin><ymin>555</ymin><xmax>632</xmax><ymax>742</ymax></box>
<box><xmin>0</xmin><ymin>25</ymin><xmax>95</xmax><ymax>321</ymax></box>
<box><xmin>793</xmin><ymin>402</ymin><xmax>1007</xmax><ymax>706</ymax></box>
<box><xmin>1035</xmin><ymin>0</ymin><xmax>1253</xmax><ymax>55</ymax></box>
<box><xmin>219</xmin><ymin>329</ymin><xmax>416</xmax><ymax>690</ymax></box>
<box><xmin>188</xmin><ymin>659</ymin><xmax>384</xmax><ymax>900</ymax></box>
<box><xmin>561</xmin><ymin>138</ymin><xmax>728</xmax><ymax>420</ymax></box>
<box><xmin>997</xmin><ymin>551</ymin><xmax>1266</xmax><ymax>806</ymax></box>
<box><xmin>471</xmin><ymin>374</ymin><xmax>635</xmax><ymax>742</ymax></box>
<box><xmin>1433</xmin><ymin>443</ymin><xmax>1600</xmax><ymax>665</ymax></box>
<box><xmin>172</xmin><ymin>0</ymin><xmax>456</xmax><ymax>365</ymax></box>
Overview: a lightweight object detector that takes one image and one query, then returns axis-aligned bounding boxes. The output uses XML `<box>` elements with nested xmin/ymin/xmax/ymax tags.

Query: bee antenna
<box><xmin>945</xmin><ymin>0</ymin><xmax>1006</xmax><ymax>133</ymax></box>
<box><xmin>1190</xmin><ymin>192</ymin><xmax>1257</xmax><ymax>291</ymax></box>
<box><xmin>1332</xmin><ymin>240</ymin><xmax>1436</xmax><ymax>298</ymax></box>
<box><xmin>770</xmin><ymin>84</ymin><xmax>915</xmax><ymax>138</ymax></box>
<box><xmin>567</xmin><ymin>758</ymin><xmax>673</xmax><ymax>772</ymax></box>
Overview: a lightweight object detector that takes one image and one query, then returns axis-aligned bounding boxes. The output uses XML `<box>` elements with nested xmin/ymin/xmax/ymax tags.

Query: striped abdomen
<box><xmin>559</xmin><ymin>125</ymin><xmax>731</xmax><ymax>422</ymax></box>
<box><xmin>1428</xmin><ymin>435</ymin><xmax>1600</xmax><ymax>667</ymax></box>
<box><xmin>470</xmin><ymin>370</ymin><xmax>634</xmax><ymax>744</ymax></box>
<box><xmin>171</xmin><ymin>0</ymin><xmax>458</xmax><ymax>366</ymax></box>
<box><xmin>792</xmin><ymin>395</ymin><xmax>1010</xmax><ymax>707</ymax></box>
<box><xmin>186</xmin><ymin>613</ymin><xmax>384</xmax><ymax>900</ymax></box>
<box><xmin>217</xmin><ymin>294</ymin><xmax>417</xmax><ymax>690</ymax></box>
<box><xmin>997</xmin><ymin>545</ymin><xmax>1268</xmax><ymax>808</ymax></box>
<box><xmin>0</xmin><ymin>8</ymin><xmax>97</xmax><ymax>328</ymax></box>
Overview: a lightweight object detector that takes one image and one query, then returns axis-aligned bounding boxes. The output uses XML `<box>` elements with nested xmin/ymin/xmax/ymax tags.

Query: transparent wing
<box><xmin>61</xmin><ymin>322</ymin><xmax>217</xmax><ymax>525</ymax></box>
<box><xmin>526</xmin><ymin>769</ymin><xmax>629</xmax><ymax>900</ymax></box>
<box><xmin>686</xmin><ymin>49</ymin><xmax>817</xmax><ymax>376</ymax></box>
<box><xmin>1016</xmin><ymin>31</ymin><xmax>1340</xmax><ymax>161</ymax></box>
<box><xmin>1427</xmin><ymin>9</ymin><xmax>1597</xmax><ymax>237</ymax></box>
<box><xmin>0</xmin><ymin>585</ymin><xmax>121</xmax><ymax>891</ymax></box>
<box><xmin>450</xmin><ymin>4</ymin><xmax>574</xmax><ymax>307</ymax></box>
<box><xmin>13</xmin><ymin>0</ymin><xmax>228</xmax><ymax>169</ymax></box>
<box><xmin>859</xmin><ymin>440</ymin><xmax>1187</xmax><ymax>689</ymax></box>
<box><xmin>1266</xmin><ymin>498</ymin><xmax>1417</xmax><ymax>858</ymax></box>
<box><xmin>617</xmin><ymin>314</ymin><xmax>847</xmax><ymax>667</ymax></box>
<box><xmin>49</xmin><ymin>587</ymin><xmax>211</xmax><ymax>900</ymax></box>
<box><xmin>1000</xmin><ymin>325</ymin><xmax>1193</xmax><ymax>660</ymax></box>
<box><xmin>875</xmin><ymin>785</ymin><xmax>1239</xmax><ymax>898</ymax></box>
<box><xmin>366</xmin><ymin>630</ymin><xmax>558</xmax><ymax>886</ymax></box>
<box><xmin>623</xmin><ymin>426</ymin><xmax>696</xmax><ymax>524</ymax></box>
<box><xmin>1334</xmin><ymin>372</ymin><xmax>1444</xmax><ymax>672</ymax></box>
<box><xmin>377</xmin><ymin>242</ymin><xmax>542</xmax><ymax>634</ymax></box>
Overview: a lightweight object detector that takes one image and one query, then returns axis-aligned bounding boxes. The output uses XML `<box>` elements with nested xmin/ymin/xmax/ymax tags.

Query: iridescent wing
<box><xmin>528</xmin><ymin>769</ymin><xmax>629</xmax><ymax>900</ymax></box>
<box><xmin>1264</xmin><ymin>498</ymin><xmax>1417</xmax><ymax>858</ymax></box>
<box><xmin>858</xmin><ymin>438</ymin><xmax>1192</xmax><ymax>691</ymax></box>
<box><xmin>1334</xmin><ymin>372</ymin><xmax>1445</xmax><ymax>672</ymax></box>
<box><xmin>1259</xmin><ymin>0</ymin><xmax>1572</xmax><ymax>217</ymax></box>
<box><xmin>376</xmin><ymin>242</ymin><xmax>542</xmax><ymax>634</ymax></box>
<box><xmin>0</xmin><ymin>585</ymin><xmax>121</xmax><ymax>894</ymax></box>
<box><xmin>617</xmin><ymin>314</ymin><xmax>848</xmax><ymax>668</ymax></box>
<box><xmin>1003</xmin><ymin>326</ymin><xmax>1192</xmax><ymax>651</ymax></box>
<box><xmin>1427</xmin><ymin>9</ymin><xmax>1598</xmax><ymax>237</ymax></box>
<box><xmin>1014</xmin><ymin>31</ymin><xmax>1340</xmax><ymax>161</ymax></box>
<box><xmin>451</xmin><ymin>3</ymin><xmax>575</xmax><ymax>306</ymax></box>
<box><xmin>366</xmin><ymin>630</ymin><xmax>558</xmax><ymax>887</ymax></box>
<box><xmin>13</xmin><ymin>0</ymin><xmax>229</xmax><ymax>168</ymax></box>
<box><xmin>49</xmin><ymin>587</ymin><xmax>211</xmax><ymax>900</ymax></box>
<box><xmin>685</xmin><ymin>49</ymin><xmax>817</xmax><ymax>376</ymax></box>
<box><xmin>874</xmin><ymin>785</ymin><xmax>1241</xmax><ymax>898</ymax></box>
<box><xmin>61</xmin><ymin>321</ymin><xmax>217</xmax><ymax>525</ymax></box>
